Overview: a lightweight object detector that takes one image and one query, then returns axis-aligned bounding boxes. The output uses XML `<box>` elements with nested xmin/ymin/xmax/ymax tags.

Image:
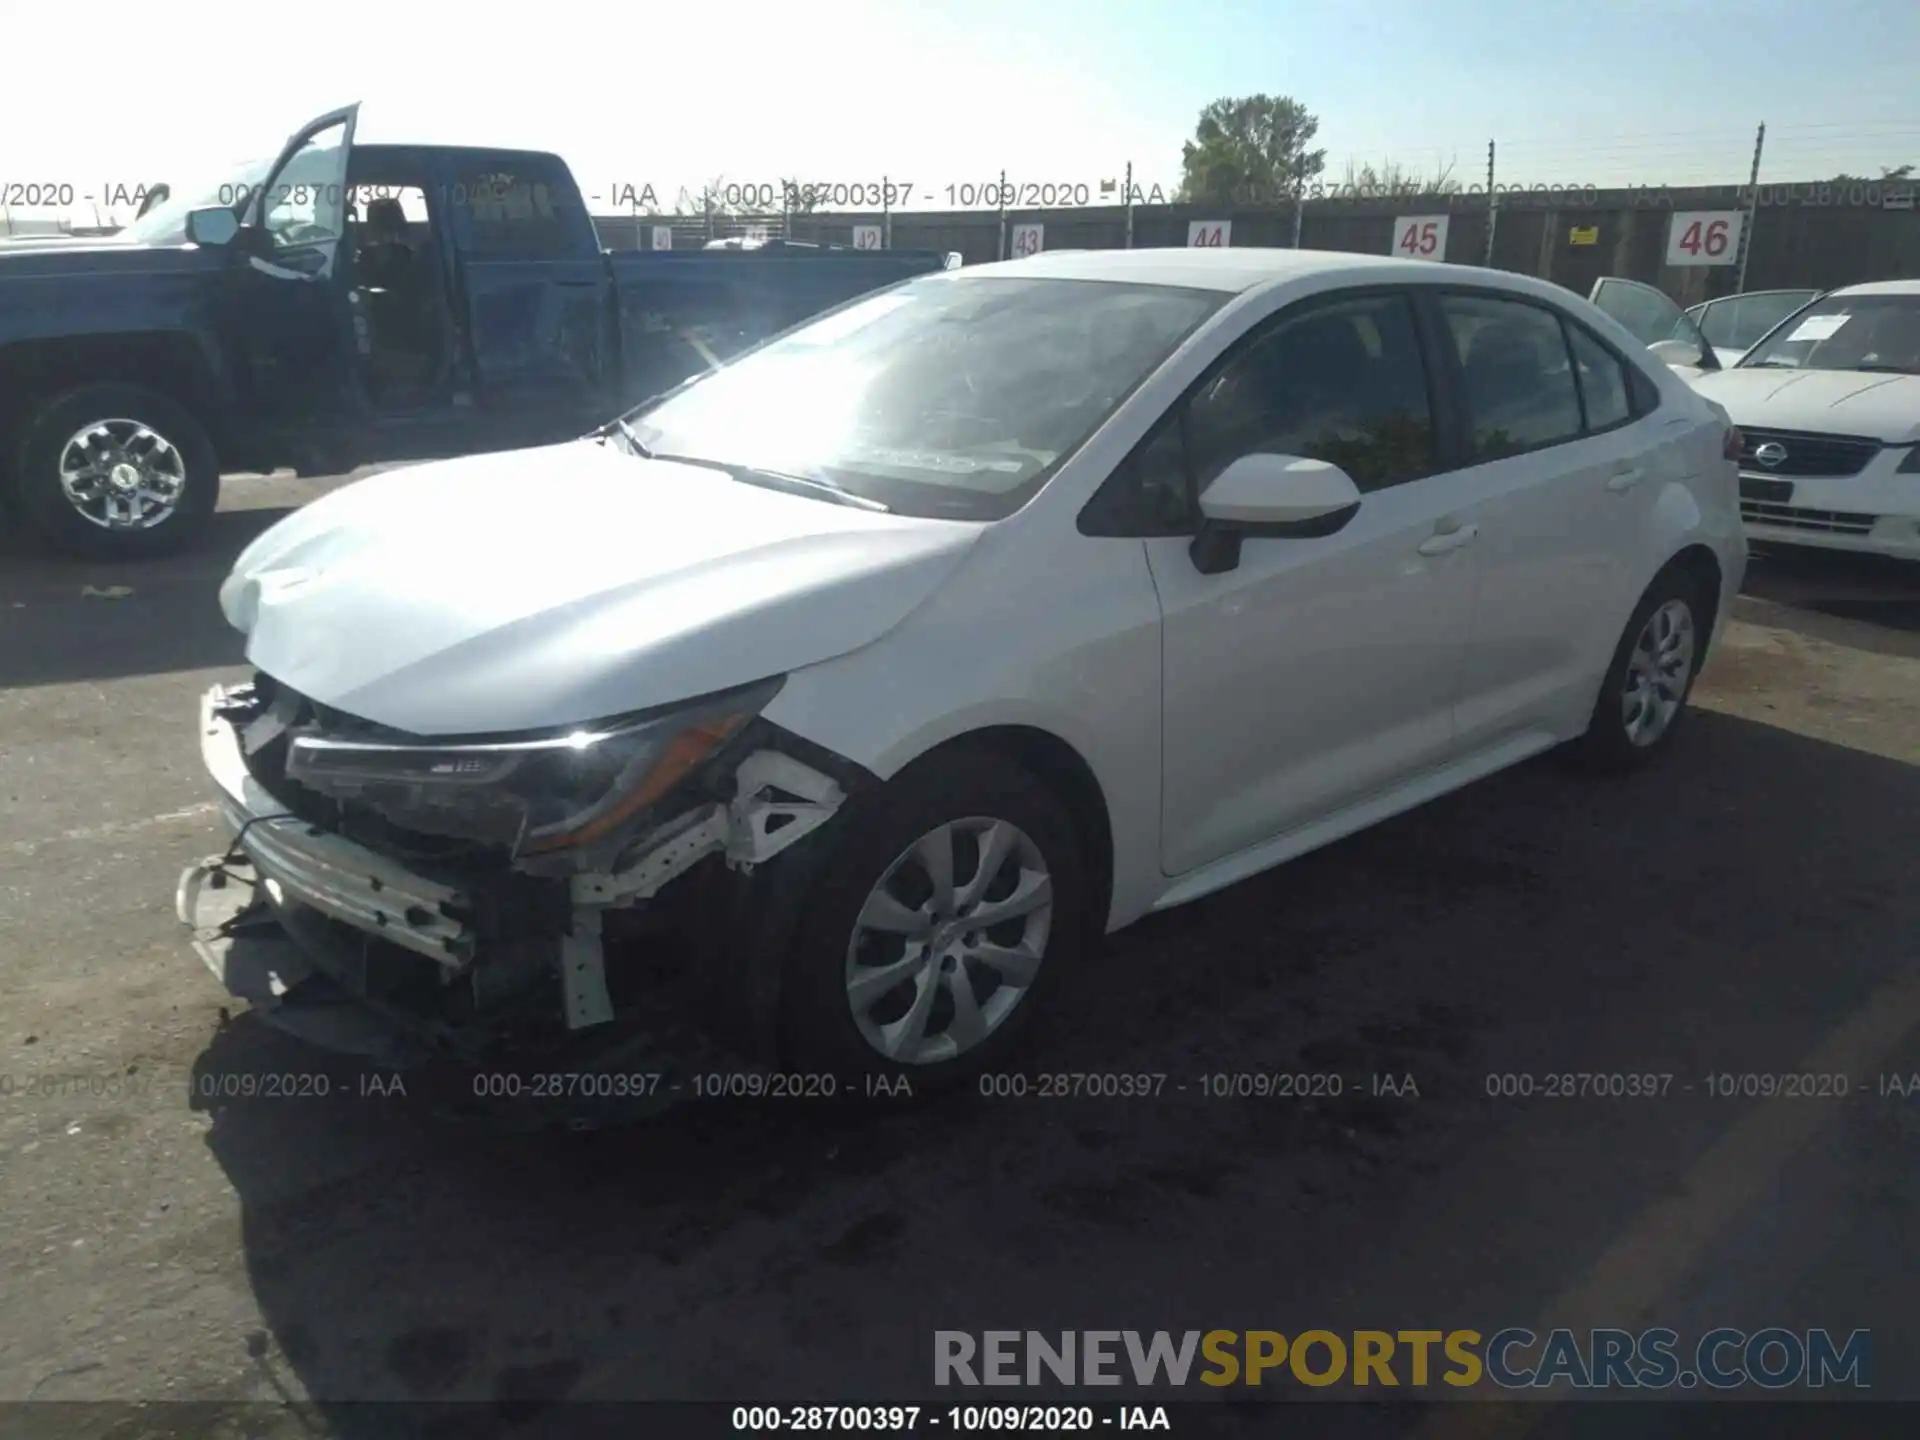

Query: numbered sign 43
<box><xmin>1010</xmin><ymin>222</ymin><xmax>1044</xmax><ymax>258</ymax></box>
<box><xmin>1392</xmin><ymin>215</ymin><xmax>1449</xmax><ymax>260</ymax></box>
<box><xmin>852</xmin><ymin>224</ymin><xmax>882</xmax><ymax>250</ymax></box>
<box><xmin>1667</xmin><ymin>211</ymin><xmax>1742</xmax><ymax>266</ymax></box>
<box><xmin>1188</xmin><ymin>220</ymin><xmax>1231</xmax><ymax>247</ymax></box>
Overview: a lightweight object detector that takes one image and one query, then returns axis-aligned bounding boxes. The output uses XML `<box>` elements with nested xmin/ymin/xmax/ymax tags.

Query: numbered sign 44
<box><xmin>1667</xmin><ymin>211</ymin><xmax>1742</xmax><ymax>266</ymax></box>
<box><xmin>1010</xmin><ymin>222</ymin><xmax>1044</xmax><ymax>258</ymax></box>
<box><xmin>852</xmin><ymin>224</ymin><xmax>882</xmax><ymax>250</ymax></box>
<box><xmin>1188</xmin><ymin>220</ymin><xmax>1231</xmax><ymax>247</ymax></box>
<box><xmin>1392</xmin><ymin>215</ymin><xmax>1449</xmax><ymax>260</ymax></box>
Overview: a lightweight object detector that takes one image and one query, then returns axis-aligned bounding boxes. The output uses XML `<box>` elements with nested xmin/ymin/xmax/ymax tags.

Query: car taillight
<box><xmin>1723</xmin><ymin>426</ymin><xmax>1744</xmax><ymax>462</ymax></box>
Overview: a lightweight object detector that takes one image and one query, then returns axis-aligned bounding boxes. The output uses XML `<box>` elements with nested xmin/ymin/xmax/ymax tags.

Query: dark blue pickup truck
<box><xmin>0</xmin><ymin>103</ymin><xmax>947</xmax><ymax>558</ymax></box>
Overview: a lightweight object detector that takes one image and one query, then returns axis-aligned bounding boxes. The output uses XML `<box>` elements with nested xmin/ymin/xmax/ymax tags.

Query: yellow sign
<box><xmin>1569</xmin><ymin>225</ymin><xmax>1600</xmax><ymax>245</ymax></box>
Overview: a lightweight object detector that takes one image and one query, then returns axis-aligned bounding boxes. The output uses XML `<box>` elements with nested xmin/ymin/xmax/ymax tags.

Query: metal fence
<box><xmin>593</xmin><ymin>180</ymin><xmax>1920</xmax><ymax>301</ymax></box>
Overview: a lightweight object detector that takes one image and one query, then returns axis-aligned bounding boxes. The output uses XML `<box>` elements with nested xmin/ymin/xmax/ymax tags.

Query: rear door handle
<box><xmin>1417</xmin><ymin>522</ymin><xmax>1479</xmax><ymax>556</ymax></box>
<box><xmin>1607</xmin><ymin>465</ymin><xmax>1646</xmax><ymax>492</ymax></box>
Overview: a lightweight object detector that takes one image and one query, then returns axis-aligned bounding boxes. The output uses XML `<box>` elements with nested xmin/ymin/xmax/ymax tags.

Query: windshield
<box><xmin>121</xmin><ymin>157</ymin><xmax>271</xmax><ymax>245</ymax></box>
<box><xmin>1739</xmin><ymin>292</ymin><xmax>1920</xmax><ymax>374</ymax></box>
<box><xmin>626</xmin><ymin>275</ymin><xmax>1226</xmax><ymax>521</ymax></box>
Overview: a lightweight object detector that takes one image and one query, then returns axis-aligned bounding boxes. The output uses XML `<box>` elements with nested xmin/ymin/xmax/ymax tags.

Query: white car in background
<box><xmin>1685</xmin><ymin>288</ymin><xmax>1822</xmax><ymax>369</ymax></box>
<box><xmin>1692</xmin><ymin>281</ymin><xmax>1920</xmax><ymax>560</ymax></box>
<box><xmin>181</xmin><ymin>249</ymin><xmax>1746</xmax><ymax>1085</ymax></box>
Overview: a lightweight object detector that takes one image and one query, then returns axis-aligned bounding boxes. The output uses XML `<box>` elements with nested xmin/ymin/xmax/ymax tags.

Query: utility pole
<box><xmin>1735</xmin><ymin>122</ymin><xmax>1766</xmax><ymax>294</ymax></box>
<box><xmin>997</xmin><ymin>168</ymin><xmax>1008</xmax><ymax>260</ymax></box>
<box><xmin>1290</xmin><ymin>166</ymin><xmax>1304</xmax><ymax>248</ymax></box>
<box><xmin>1482</xmin><ymin>140</ymin><xmax>1498</xmax><ymax>267</ymax></box>
<box><xmin>1123</xmin><ymin>161</ymin><xmax>1134</xmax><ymax>249</ymax></box>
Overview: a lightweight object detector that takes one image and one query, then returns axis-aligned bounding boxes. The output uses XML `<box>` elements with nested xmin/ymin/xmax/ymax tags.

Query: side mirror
<box><xmin>1190</xmin><ymin>454</ymin><xmax>1363</xmax><ymax>575</ymax></box>
<box><xmin>185</xmin><ymin>208</ymin><xmax>238</xmax><ymax>247</ymax></box>
<box><xmin>1649</xmin><ymin>337</ymin><xmax>1717</xmax><ymax>372</ymax></box>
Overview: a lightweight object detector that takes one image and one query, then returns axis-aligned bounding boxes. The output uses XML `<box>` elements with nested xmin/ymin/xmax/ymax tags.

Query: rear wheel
<box><xmin>779</xmin><ymin>748</ymin><xmax>1093</xmax><ymax>1090</ymax></box>
<box><xmin>12</xmin><ymin>384</ymin><xmax>219</xmax><ymax>559</ymax></box>
<box><xmin>1568</xmin><ymin>568</ymin><xmax>1710</xmax><ymax>772</ymax></box>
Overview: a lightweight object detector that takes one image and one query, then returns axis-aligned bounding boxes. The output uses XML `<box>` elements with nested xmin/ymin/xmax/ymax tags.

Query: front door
<box><xmin>1145</xmin><ymin>289</ymin><xmax>1480</xmax><ymax>877</ymax></box>
<box><xmin>226</xmin><ymin>104</ymin><xmax>364</xmax><ymax>464</ymax></box>
<box><xmin>1589</xmin><ymin>276</ymin><xmax>1717</xmax><ymax>375</ymax></box>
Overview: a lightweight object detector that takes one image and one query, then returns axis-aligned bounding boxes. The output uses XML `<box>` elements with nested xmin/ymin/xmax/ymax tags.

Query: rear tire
<box><xmin>12</xmin><ymin>384</ymin><xmax>219</xmax><ymax>559</ymax></box>
<box><xmin>1567</xmin><ymin>567</ymin><xmax>1711</xmax><ymax>773</ymax></box>
<box><xmin>778</xmin><ymin>747</ymin><xmax>1094</xmax><ymax>1092</ymax></box>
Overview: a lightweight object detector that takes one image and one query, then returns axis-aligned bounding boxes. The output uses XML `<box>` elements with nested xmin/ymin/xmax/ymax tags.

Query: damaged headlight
<box><xmin>283</xmin><ymin>677</ymin><xmax>783</xmax><ymax>853</ymax></box>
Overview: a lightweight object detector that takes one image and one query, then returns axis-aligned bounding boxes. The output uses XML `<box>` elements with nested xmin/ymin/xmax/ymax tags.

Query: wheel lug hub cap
<box><xmin>109</xmin><ymin>463</ymin><xmax>140</xmax><ymax>492</ymax></box>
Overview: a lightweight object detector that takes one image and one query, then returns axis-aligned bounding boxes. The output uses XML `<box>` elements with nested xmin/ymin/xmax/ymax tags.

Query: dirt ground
<box><xmin>2</xmin><ymin>477</ymin><xmax>1916</xmax><ymax>1438</ymax></box>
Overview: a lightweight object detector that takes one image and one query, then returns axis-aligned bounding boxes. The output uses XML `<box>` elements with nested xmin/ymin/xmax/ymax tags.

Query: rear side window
<box><xmin>1184</xmin><ymin>292</ymin><xmax>1438</xmax><ymax>494</ymax></box>
<box><xmin>1565</xmin><ymin>323</ymin><xmax>1632</xmax><ymax>431</ymax></box>
<box><xmin>1436</xmin><ymin>294</ymin><xmax>1584</xmax><ymax>458</ymax></box>
<box><xmin>453</xmin><ymin>162</ymin><xmax>579</xmax><ymax>258</ymax></box>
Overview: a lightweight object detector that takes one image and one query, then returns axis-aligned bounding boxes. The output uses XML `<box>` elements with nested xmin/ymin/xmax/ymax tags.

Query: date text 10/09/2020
<box><xmin>729</xmin><ymin>1405</ymin><xmax>1171</xmax><ymax>1432</ymax></box>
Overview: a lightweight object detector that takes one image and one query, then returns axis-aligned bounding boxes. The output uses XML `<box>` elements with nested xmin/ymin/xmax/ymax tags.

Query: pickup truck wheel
<box><xmin>779</xmin><ymin>749</ymin><xmax>1092</xmax><ymax>1091</ymax></box>
<box><xmin>12</xmin><ymin>385</ymin><xmax>218</xmax><ymax>558</ymax></box>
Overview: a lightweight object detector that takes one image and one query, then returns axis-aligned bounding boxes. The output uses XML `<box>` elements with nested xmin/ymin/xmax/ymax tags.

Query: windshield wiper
<box><xmin>594</xmin><ymin>416</ymin><xmax>654</xmax><ymax>458</ymax></box>
<box><xmin>1849</xmin><ymin>363</ymin><xmax>1918</xmax><ymax>375</ymax></box>
<box><xmin>650</xmin><ymin>454</ymin><xmax>890</xmax><ymax>512</ymax></box>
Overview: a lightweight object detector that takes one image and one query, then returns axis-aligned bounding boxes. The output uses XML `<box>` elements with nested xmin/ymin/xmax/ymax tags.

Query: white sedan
<box><xmin>1690</xmin><ymin>281</ymin><xmax>1920</xmax><ymax>560</ymax></box>
<box><xmin>180</xmin><ymin>248</ymin><xmax>1747</xmax><ymax>1085</ymax></box>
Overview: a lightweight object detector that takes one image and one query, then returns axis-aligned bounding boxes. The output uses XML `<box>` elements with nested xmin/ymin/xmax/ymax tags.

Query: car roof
<box><xmin>1829</xmin><ymin>279</ymin><xmax>1920</xmax><ymax>297</ymax></box>
<box><xmin>953</xmin><ymin>247</ymin><xmax>1492</xmax><ymax>295</ymax></box>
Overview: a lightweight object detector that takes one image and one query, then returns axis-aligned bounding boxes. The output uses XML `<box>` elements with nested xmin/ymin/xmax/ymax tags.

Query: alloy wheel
<box><xmin>844</xmin><ymin>816</ymin><xmax>1054</xmax><ymax>1065</ymax></box>
<box><xmin>1621</xmin><ymin>598</ymin><xmax>1696</xmax><ymax>747</ymax></box>
<box><xmin>57</xmin><ymin>418</ymin><xmax>188</xmax><ymax>531</ymax></box>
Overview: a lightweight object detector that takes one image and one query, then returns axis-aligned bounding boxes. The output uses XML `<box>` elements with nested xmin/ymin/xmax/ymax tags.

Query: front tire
<box><xmin>1568</xmin><ymin>567</ymin><xmax>1710</xmax><ymax>772</ymax></box>
<box><xmin>12</xmin><ymin>384</ymin><xmax>219</xmax><ymax>559</ymax></box>
<box><xmin>779</xmin><ymin>748</ymin><xmax>1093</xmax><ymax>1089</ymax></box>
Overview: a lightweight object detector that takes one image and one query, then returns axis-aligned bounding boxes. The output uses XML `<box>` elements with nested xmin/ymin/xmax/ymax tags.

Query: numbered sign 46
<box><xmin>650</xmin><ymin>226</ymin><xmax>673</xmax><ymax>251</ymax></box>
<box><xmin>1392</xmin><ymin>215</ymin><xmax>1449</xmax><ymax>260</ymax></box>
<box><xmin>1667</xmin><ymin>211</ymin><xmax>1742</xmax><ymax>266</ymax></box>
<box><xmin>1188</xmin><ymin>220</ymin><xmax>1231</xmax><ymax>248</ymax></box>
<box><xmin>852</xmin><ymin>224</ymin><xmax>882</xmax><ymax>250</ymax></box>
<box><xmin>1010</xmin><ymin>222</ymin><xmax>1044</xmax><ymax>258</ymax></box>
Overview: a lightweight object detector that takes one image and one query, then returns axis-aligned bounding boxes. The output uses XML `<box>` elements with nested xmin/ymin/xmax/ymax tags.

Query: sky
<box><xmin>5</xmin><ymin>0</ymin><xmax>1919</xmax><ymax>225</ymax></box>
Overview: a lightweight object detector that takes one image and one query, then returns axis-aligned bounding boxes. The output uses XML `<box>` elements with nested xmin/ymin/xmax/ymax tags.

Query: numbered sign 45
<box><xmin>1010</xmin><ymin>222</ymin><xmax>1044</xmax><ymax>258</ymax></box>
<box><xmin>1188</xmin><ymin>220</ymin><xmax>1231</xmax><ymax>247</ymax></box>
<box><xmin>1392</xmin><ymin>215</ymin><xmax>1449</xmax><ymax>260</ymax></box>
<box><xmin>852</xmin><ymin>224</ymin><xmax>882</xmax><ymax>250</ymax></box>
<box><xmin>1667</xmin><ymin>211</ymin><xmax>1742</xmax><ymax>266</ymax></box>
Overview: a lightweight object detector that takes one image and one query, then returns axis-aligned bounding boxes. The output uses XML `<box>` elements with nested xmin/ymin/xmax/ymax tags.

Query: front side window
<box><xmin>455</xmin><ymin>165</ymin><xmax>580</xmax><ymax>259</ymax></box>
<box><xmin>257</xmin><ymin>120</ymin><xmax>352</xmax><ymax>257</ymax></box>
<box><xmin>1185</xmin><ymin>293</ymin><xmax>1438</xmax><ymax>494</ymax></box>
<box><xmin>1739</xmin><ymin>292</ymin><xmax>1920</xmax><ymax>375</ymax></box>
<box><xmin>629</xmin><ymin>275</ymin><xmax>1225</xmax><ymax>521</ymax></box>
<box><xmin>1438</xmin><ymin>294</ymin><xmax>1584</xmax><ymax>458</ymax></box>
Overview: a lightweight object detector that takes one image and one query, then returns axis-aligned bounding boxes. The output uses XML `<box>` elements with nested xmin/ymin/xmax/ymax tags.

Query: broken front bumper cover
<box><xmin>178</xmin><ymin>682</ymin><xmax>848</xmax><ymax>1076</ymax></box>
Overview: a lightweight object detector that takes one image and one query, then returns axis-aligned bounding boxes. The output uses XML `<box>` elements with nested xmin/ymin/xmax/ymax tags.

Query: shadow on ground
<box><xmin>0</xmin><ymin>505</ymin><xmax>299</xmax><ymax>687</ymax></box>
<box><xmin>177</xmin><ymin>708</ymin><xmax>1919</xmax><ymax>1435</ymax></box>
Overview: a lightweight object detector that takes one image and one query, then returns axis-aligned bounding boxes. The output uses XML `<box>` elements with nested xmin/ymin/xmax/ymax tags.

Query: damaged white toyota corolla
<box><xmin>180</xmin><ymin>248</ymin><xmax>1746</xmax><ymax>1086</ymax></box>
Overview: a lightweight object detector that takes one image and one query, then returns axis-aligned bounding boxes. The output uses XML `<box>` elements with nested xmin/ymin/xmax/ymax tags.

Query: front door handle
<box><xmin>1417</xmin><ymin>522</ymin><xmax>1480</xmax><ymax>556</ymax></box>
<box><xmin>1607</xmin><ymin>465</ymin><xmax>1646</xmax><ymax>492</ymax></box>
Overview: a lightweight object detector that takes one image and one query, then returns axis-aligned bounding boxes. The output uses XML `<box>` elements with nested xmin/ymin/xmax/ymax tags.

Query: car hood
<box><xmin>1690</xmin><ymin>367</ymin><xmax>1920</xmax><ymax>443</ymax></box>
<box><xmin>222</xmin><ymin>440</ymin><xmax>985</xmax><ymax>737</ymax></box>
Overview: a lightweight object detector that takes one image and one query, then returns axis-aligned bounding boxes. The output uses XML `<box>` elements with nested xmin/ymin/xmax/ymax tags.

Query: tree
<box><xmin>1340</xmin><ymin>158</ymin><xmax>1461</xmax><ymax>197</ymax></box>
<box><xmin>1830</xmin><ymin>163</ymin><xmax>1913</xmax><ymax>182</ymax></box>
<box><xmin>1178</xmin><ymin>94</ymin><xmax>1326</xmax><ymax>207</ymax></box>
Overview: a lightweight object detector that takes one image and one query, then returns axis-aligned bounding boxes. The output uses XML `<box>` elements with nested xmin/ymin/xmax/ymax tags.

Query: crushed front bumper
<box><xmin>177</xmin><ymin>681</ymin><xmax>850</xmax><ymax>1095</ymax></box>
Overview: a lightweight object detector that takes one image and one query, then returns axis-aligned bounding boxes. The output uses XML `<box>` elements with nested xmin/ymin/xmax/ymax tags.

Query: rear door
<box><xmin>1424</xmin><ymin>287</ymin><xmax>1675</xmax><ymax>747</ymax></box>
<box><xmin>444</xmin><ymin>152</ymin><xmax>615</xmax><ymax>448</ymax></box>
